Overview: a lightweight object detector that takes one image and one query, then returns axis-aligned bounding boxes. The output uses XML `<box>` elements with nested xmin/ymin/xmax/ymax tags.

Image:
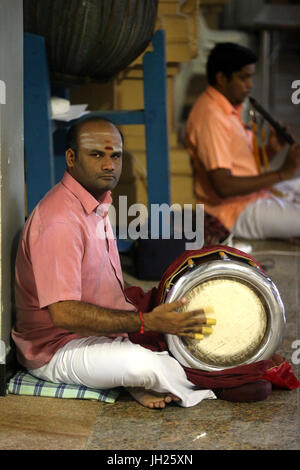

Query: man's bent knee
<box><xmin>121</xmin><ymin>347</ymin><xmax>161</xmax><ymax>389</ymax></box>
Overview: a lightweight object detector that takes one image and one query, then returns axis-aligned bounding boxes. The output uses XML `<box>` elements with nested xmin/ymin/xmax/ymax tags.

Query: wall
<box><xmin>0</xmin><ymin>0</ymin><xmax>24</xmax><ymax>386</ymax></box>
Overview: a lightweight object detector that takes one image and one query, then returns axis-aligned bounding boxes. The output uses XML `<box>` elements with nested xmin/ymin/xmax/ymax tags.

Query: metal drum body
<box><xmin>165</xmin><ymin>255</ymin><xmax>285</xmax><ymax>371</ymax></box>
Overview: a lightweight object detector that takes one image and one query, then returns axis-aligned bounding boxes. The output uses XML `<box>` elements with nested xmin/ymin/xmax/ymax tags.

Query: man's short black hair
<box><xmin>206</xmin><ymin>42</ymin><xmax>257</xmax><ymax>86</ymax></box>
<box><xmin>66</xmin><ymin>116</ymin><xmax>124</xmax><ymax>152</ymax></box>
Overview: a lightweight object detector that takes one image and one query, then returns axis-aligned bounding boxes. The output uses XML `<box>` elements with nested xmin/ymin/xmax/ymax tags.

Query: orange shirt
<box><xmin>185</xmin><ymin>86</ymin><xmax>270</xmax><ymax>230</ymax></box>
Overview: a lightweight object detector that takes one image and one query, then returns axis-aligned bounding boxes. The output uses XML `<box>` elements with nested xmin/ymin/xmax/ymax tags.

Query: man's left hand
<box><xmin>267</xmin><ymin>124</ymin><xmax>290</xmax><ymax>158</ymax></box>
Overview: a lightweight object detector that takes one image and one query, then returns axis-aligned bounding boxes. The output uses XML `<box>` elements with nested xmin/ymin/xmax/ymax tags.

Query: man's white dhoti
<box><xmin>29</xmin><ymin>336</ymin><xmax>216</xmax><ymax>407</ymax></box>
<box><xmin>232</xmin><ymin>177</ymin><xmax>300</xmax><ymax>240</ymax></box>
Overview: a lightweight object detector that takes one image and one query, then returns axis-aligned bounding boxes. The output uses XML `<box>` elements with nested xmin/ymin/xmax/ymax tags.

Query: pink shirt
<box><xmin>185</xmin><ymin>86</ymin><xmax>270</xmax><ymax>229</ymax></box>
<box><xmin>12</xmin><ymin>171</ymin><xmax>136</xmax><ymax>369</ymax></box>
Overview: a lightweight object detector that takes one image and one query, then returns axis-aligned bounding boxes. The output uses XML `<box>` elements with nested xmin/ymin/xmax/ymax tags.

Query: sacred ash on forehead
<box><xmin>78</xmin><ymin>131</ymin><xmax>123</xmax><ymax>152</ymax></box>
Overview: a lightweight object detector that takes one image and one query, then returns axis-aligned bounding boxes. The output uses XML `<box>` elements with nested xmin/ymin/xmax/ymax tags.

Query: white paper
<box><xmin>52</xmin><ymin>104</ymin><xmax>89</xmax><ymax>122</ymax></box>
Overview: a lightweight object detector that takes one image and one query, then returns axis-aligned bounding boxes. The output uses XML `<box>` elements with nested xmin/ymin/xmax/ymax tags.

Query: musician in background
<box><xmin>185</xmin><ymin>42</ymin><xmax>300</xmax><ymax>240</ymax></box>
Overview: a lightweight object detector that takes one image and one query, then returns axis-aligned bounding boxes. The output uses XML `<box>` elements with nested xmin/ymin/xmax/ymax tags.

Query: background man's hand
<box><xmin>279</xmin><ymin>142</ymin><xmax>300</xmax><ymax>181</ymax></box>
<box><xmin>267</xmin><ymin>125</ymin><xmax>289</xmax><ymax>157</ymax></box>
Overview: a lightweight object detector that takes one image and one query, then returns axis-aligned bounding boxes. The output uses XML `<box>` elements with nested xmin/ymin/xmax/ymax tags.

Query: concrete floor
<box><xmin>0</xmin><ymin>27</ymin><xmax>299</xmax><ymax>453</ymax></box>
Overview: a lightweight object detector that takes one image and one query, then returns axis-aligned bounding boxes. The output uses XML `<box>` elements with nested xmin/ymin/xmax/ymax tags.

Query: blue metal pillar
<box><xmin>143</xmin><ymin>29</ymin><xmax>171</xmax><ymax>206</ymax></box>
<box><xmin>24</xmin><ymin>33</ymin><xmax>55</xmax><ymax>215</ymax></box>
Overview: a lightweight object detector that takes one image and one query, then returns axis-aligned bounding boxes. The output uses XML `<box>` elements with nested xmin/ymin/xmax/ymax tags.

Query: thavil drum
<box><xmin>163</xmin><ymin>248</ymin><xmax>286</xmax><ymax>371</ymax></box>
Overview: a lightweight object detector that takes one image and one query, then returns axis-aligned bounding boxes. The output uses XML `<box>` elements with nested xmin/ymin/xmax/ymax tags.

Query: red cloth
<box><xmin>125</xmin><ymin>245</ymin><xmax>300</xmax><ymax>392</ymax></box>
<box><xmin>262</xmin><ymin>354</ymin><xmax>300</xmax><ymax>390</ymax></box>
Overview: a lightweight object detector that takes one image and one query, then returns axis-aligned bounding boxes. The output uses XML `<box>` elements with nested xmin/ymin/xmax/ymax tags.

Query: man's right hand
<box><xmin>143</xmin><ymin>298</ymin><xmax>216</xmax><ymax>339</ymax></box>
<box><xmin>48</xmin><ymin>298</ymin><xmax>216</xmax><ymax>339</ymax></box>
<box><xmin>279</xmin><ymin>142</ymin><xmax>300</xmax><ymax>181</ymax></box>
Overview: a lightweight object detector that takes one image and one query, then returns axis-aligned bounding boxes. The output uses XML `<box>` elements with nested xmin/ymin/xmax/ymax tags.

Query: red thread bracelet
<box><xmin>139</xmin><ymin>311</ymin><xmax>144</xmax><ymax>334</ymax></box>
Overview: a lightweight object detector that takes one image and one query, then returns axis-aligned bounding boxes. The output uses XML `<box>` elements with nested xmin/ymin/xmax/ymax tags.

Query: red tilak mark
<box><xmin>104</xmin><ymin>146</ymin><xmax>113</xmax><ymax>150</ymax></box>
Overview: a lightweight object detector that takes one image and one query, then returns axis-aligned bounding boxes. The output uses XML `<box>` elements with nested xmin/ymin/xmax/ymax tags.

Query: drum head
<box><xmin>165</xmin><ymin>259</ymin><xmax>285</xmax><ymax>371</ymax></box>
<box><xmin>181</xmin><ymin>278</ymin><xmax>267</xmax><ymax>367</ymax></box>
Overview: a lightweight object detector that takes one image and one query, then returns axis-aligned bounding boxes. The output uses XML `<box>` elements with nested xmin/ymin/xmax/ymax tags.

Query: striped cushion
<box><xmin>7</xmin><ymin>371</ymin><xmax>120</xmax><ymax>403</ymax></box>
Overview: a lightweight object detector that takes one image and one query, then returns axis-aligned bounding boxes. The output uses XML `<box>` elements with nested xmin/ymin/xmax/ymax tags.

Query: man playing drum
<box><xmin>185</xmin><ymin>42</ymin><xmax>300</xmax><ymax>240</ymax></box>
<box><xmin>12</xmin><ymin>117</ymin><xmax>217</xmax><ymax>409</ymax></box>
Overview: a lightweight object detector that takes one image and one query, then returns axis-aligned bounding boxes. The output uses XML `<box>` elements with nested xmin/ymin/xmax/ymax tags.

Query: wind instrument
<box><xmin>249</xmin><ymin>97</ymin><xmax>294</xmax><ymax>145</ymax></box>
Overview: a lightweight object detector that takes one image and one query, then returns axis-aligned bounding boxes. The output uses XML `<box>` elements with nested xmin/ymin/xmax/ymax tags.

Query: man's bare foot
<box><xmin>126</xmin><ymin>387</ymin><xmax>180</xmax><ymax>409</ymax></box>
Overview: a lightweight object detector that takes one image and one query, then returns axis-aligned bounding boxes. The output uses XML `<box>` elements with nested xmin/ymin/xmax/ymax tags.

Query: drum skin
<box><xmin>165</xmin><ymin>257</ymin><xmax>286</xmax><ymax>371</ymax></box>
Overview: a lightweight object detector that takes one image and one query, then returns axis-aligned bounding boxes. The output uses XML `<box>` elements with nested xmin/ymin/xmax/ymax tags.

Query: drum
<box><xmin>163</xmin><ymin>247</ymin><xmax>286</xmax><ymax>371</ymax></box>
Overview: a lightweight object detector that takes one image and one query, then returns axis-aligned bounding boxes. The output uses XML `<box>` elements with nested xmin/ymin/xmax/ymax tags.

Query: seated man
<box><xmin>185</xmin><ymin>42</ymin><xmax>300</xmax><ymax>240</ymax></box>
<box><xmin>12</xmin><ymin>117</ymin><xmax>216</xmax><ymax>409</ymax></box>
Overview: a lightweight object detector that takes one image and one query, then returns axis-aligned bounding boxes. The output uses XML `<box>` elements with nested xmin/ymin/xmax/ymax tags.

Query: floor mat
<box><xmin>7</xmin><ymin>371</ymin><xmax>120</xmax><ymax>403</ymax></box>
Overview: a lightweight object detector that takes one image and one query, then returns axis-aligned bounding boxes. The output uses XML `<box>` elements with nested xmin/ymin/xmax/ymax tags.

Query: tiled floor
<box><xmin>0</xmin><ymin>27</ymin><xmax>299</xmax><ymax>452</ymax></box>
<box><xmin>0</xmin><ymin>394</ymin><xmax>100</xmax><ymax>450</ymax></box>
